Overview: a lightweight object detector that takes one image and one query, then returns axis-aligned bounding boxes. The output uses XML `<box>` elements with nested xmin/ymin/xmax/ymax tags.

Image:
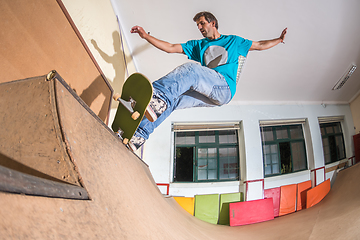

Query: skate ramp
<box><xmin>0</xmin><ymin>74</ymin><xmax>359</xmax><ymax>239</ymax></box>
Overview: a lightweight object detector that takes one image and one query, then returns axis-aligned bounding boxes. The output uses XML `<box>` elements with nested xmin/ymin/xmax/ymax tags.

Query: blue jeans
<box><xmin>135</xmin><ymin>62</ymin><xmax>232</xmax><ymax>140</ymax></box>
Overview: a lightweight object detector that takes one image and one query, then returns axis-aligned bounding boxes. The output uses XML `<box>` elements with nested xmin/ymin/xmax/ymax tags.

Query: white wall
<box><xmin>350</xmin><ymin>93</ymin><xmax>360</xmax><ymax>134</ymax></box>
<box><xmin>143</xmin><ymin>103</ymin><xmax>355</xmax><ymax>199</ymax></box>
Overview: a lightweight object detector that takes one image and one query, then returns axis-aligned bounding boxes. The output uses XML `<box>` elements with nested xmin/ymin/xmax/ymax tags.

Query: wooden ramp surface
<box><xmin>0</xmin><ymin>75</ymin><xmax>359</xmax><ymax>239</ymax></box>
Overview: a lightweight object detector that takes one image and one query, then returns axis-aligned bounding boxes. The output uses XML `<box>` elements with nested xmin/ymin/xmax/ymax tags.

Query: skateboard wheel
<box><xmin>113</xmin><ymin>93</ymin><xmax>121</xmax><ymax>101</ymax></box>
<box><xmin>131</xmin><ymin>111</ymin><xmax>140</xmax><ymax>120</ymax></box>
<box><xmin>123</xmin><ymin>138</ymin><xmax>129</xmax><ymax>145</ymax></box>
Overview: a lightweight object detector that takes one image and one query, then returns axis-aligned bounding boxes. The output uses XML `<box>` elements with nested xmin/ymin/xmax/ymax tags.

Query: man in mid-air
<box><xmin>128</xmin><ymin>11</ymin><xmax>287</xmax><ymax>151</ymax></box>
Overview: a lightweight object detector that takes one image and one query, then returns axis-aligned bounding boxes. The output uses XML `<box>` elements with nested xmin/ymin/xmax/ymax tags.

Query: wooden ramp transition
<box><xmin>0</xmin><ymin>74</ymin><xmax>359</xmax><ymax>239</ymax></box>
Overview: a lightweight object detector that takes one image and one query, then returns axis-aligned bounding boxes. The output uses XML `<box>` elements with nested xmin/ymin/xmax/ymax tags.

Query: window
<box><xmin>261</xmin><ymin>124</ymin><xmax>307</xmax><ymax>177</ymax></box>
<box><xmin>320</xmin><ymin>122</ymin><xmax>346</xmax><ymax>164</ymax></box>
<box><xmin>174</xmin><ymin>130</ymin><xmax>239</xmax><ymax>182</ymax></box>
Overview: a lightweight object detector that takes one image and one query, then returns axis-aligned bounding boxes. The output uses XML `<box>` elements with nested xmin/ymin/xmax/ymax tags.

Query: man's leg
<box><xmin>129</xmin><ymin>62</ymin><xmax>232</xmax><ymax>150</ymax></box>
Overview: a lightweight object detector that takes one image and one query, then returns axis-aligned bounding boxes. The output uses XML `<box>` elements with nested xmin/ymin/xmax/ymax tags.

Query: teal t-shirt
<box><xmin>181</xmin><ymin>35</ymin><xmax>252</xmax><ymax>98</ymax></box>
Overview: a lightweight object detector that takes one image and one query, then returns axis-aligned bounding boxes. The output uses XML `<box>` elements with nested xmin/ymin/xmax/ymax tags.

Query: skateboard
<box><xmin>112</xmin><ymin>73</ymin><xmax>153</xmax><ymax>144</ymax></box>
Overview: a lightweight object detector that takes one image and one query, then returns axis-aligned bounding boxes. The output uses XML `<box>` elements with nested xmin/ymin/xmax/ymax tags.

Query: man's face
<box><xmin>196</xmin><ymin>16</ymin><xmax>215</xmax><ymax>38</ymax></box>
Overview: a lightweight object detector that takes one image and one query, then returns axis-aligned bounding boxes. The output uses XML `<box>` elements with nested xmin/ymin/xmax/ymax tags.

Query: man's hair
<box><xmin>193</xmin><ymin>11</ymin><xmax>218</xmax><ymax>29</ymax></box>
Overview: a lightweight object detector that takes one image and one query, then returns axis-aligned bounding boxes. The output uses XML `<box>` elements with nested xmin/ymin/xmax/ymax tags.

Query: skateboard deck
<box><xmin>112</xmin><ymin>73</ymin><xmax>153</xmax><ymax>144</ymax></box>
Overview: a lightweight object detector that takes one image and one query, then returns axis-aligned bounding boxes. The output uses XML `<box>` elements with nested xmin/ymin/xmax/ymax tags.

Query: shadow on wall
<box><xmin>90</xmin><ymin>31</ymin><xmax>154</xmax><ymax>100</ymax></box>
<box><xmin>91</xmin><ymin>31</ymin><xmax>132</xmax><ymax>108</ymax></box>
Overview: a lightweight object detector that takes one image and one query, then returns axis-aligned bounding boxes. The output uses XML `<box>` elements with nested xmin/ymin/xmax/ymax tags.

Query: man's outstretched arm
<box><xmin>131</xmin><ymin>26</ymin><xmax>184</xmax><ymax>54</ymax></box>
<box><xmin>249</xmin><ymin>28</ymin><xmax>287</xmax><ymax>51</ymax></box>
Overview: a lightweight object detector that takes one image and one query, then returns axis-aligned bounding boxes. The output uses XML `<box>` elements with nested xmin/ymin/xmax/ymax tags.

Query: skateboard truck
<box><xmin>113</xmin><ymin>93</ymin><xmax>140</xmax><ymax>120</ymax></box>
<box><xmin>115</xmin><ymin>128</ymin><xmax>129</xmax><ymax>145</ymax></box>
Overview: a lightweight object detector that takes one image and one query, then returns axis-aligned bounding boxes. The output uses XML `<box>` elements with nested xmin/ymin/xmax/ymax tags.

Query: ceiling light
<box><xmin>332</xmin><ymin>64</ymin><xmax>357</xmax><ymax>90</ymax></box>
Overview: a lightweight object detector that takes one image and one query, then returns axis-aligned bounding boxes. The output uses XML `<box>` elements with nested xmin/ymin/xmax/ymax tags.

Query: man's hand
<box><xmin>130</xmin><ymin>26</ymin><xmax>148</xmax><ymax>39</ymax></box>
<box><xmin>279</xmin><ymin>27</ymin><xmax>287</xmax><ymax>43</ymax></box>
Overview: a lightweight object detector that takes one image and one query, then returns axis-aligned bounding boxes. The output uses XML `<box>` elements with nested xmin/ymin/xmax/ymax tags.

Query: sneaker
<box><xmin>145</xmin><ymin>95</ymin><xmax>167</xmax><ymax>122</ymax></box>
<box><xmin>128</xmin><ymin>135</ymin><xmax>145</xmax><ymax>152</ymax></box>
<box><xmin>145</xmin><ymin>104</ymin><xmax>157</xmax><ymax>122</ymax></box>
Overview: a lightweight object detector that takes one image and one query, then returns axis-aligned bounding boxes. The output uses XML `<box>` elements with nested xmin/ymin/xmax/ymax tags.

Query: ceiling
<box><xmin>111</xmin><ymin>0</ymin><xmax>360</xmax><ymax>105</ymax></box>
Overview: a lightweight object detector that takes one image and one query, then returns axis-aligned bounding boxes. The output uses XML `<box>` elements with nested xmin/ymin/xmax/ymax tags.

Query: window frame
<box><xmin>320</xmin><ymin>121</ymin><xmax>346</xmax><ymax>164</ymax></box>
<box><xmin>173</xmin><ymin>129</ymin><xmax>240</xmax><ymax>183</ymax></box>
<box><xmin>260</xmin><ymin>124</ymin><xmax>308</xmax><ymax>178</ymax></box>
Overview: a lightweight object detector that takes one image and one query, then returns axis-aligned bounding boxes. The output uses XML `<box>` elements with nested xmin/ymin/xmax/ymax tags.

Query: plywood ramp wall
<box><xmin>0</xmin><ymin>0</ymin><xmax>112</xmax><ymax>123</ymax></box>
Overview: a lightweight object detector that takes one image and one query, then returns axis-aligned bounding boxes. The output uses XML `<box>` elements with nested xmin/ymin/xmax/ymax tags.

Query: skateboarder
<box><xmin>128</xmin><ymin>11</ymin><xmax>287</xmax><ymax>151</ymax></box>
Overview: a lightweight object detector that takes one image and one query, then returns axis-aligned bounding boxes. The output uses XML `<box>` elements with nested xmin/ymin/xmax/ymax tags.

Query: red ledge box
<box><xmin>230</xmin><ymin>198</ymin><xmax>274</xmax><ymax>226</ymax></box>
